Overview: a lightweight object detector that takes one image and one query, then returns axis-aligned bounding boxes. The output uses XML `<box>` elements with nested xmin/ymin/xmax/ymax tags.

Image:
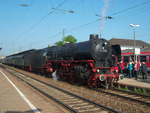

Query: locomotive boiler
<box><xmin>47</xmin><ymin>34</ymin><xmax>114</xmax><ymax>67</ymax></box>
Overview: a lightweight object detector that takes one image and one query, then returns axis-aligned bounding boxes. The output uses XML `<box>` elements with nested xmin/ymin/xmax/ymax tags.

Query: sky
<box><xmin>0</xmin><ymin>0</ymin><xmax>150</xmax><ymax>56</ymax></box>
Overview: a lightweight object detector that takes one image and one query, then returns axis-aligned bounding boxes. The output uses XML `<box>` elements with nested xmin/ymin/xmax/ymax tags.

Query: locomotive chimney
<box><xmin>90</xmin><ymin>34</ymin><xmax>94</xmax><ymax>40</ymax></box>
<box><xmin>95</xmin><ymin>34</ymin><xmax>99</xmax><ymax>39</ymax></box>
<box><xmin>90</xmin><ymin>34</ymin><xmax>99</xmax><ymax>40</ymax></box>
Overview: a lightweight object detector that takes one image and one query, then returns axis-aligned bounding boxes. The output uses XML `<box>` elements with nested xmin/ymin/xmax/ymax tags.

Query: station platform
<box><xmin>118</xmin><ymin>76</ymin><xmax>150</xmax><ymax>89</ymax></box>
<box><xmin>0</xmin><ymin>69</ymin><xmax>42</xmax><ymax>113</ymax></box>
<box><xmin>0</xmin><ymin>67</ymin><xmax>70</xmax><ymax>113</ymax></box>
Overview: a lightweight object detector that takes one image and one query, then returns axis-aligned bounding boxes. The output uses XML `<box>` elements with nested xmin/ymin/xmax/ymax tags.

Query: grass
<box><xmin>118</xmin><ymin>87</ymin><xmax>150</xmax><ymax>96</ymax></box>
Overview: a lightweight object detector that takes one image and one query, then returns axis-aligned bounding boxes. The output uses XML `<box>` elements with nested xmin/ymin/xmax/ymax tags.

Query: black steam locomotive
<box><xmin>3</xmin><ymin>34</ymin><xmax>121</xmax><ymax>88</ymax></box>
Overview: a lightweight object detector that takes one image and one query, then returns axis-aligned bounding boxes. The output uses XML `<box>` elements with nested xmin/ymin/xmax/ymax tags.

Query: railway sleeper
<box><xmin>78</xmin><ymin>108</ymin><xmax>101</xmax><ymax>113</ymax></box>
<box><xmin>59</xmin><ymin>97</ymin><xmax>75</xmax><ymax>100</ymax></box>
<box><xmin>73</xmin><ymin>105</ymin><xmax>95</xmax><ymax>109</ymax></box>
<box><xmin>69</xmin><ymin>102</ymin><xmax>89</xmax><ymax>107</ymax></box>
<box><xmin>64</xmin><ymin>100</ymin><xmax>83</xmax><ymax>104</ymax></box>
<box><xmin>61</xmin><ymin>98</ymin><xmax>79</xmax><ymax>102</ymax></box>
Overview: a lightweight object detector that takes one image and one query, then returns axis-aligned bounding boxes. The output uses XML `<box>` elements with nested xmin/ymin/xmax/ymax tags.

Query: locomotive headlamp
<box><xmin>99</xmin><ymin>75</ymin><xmax>105</xmax><ymax>81</ymax></box>
<box><xmin>97</xmin><ymin>69</ymin><xmax>100</xmax><ymax>72</ymax></box>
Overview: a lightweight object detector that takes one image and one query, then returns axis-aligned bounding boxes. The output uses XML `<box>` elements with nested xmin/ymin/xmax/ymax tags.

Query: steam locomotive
<box><xmin>2</xmin><ymin>34</ymin><xmax>122</xmax><ymax>88</ymax></box>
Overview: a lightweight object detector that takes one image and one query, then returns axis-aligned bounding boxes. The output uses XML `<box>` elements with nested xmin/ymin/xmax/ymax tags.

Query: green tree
<box><xmin>63</xmin><ymin>35</ymin><xmax>77</xmax><ymax>43</ymax></box>
<box><xmin>55</xmin><ymin>35</ymin><xmax>77</xmax><ymax>46</ymax></box>
<box><xmin>48</xmin><ymin>44</ymin><xmax>51</xmax><ymax>48</ymax></box>
<box><xmin>55</xmin><ymin>41</ymin><xmax>64</xmax><ymax>46</ymax></box>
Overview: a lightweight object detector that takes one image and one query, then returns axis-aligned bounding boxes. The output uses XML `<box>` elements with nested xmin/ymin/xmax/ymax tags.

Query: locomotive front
<box><xmin>84</xmin><ymin>35</ymin><xmax>121</xmax><ymax>88</ymax></box>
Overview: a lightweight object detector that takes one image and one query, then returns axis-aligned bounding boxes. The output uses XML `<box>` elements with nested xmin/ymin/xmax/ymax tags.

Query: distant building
<box><xmin>109</xmin><ymin>38</ymin><xmax>150</xmax><ymax>51</ymax></box>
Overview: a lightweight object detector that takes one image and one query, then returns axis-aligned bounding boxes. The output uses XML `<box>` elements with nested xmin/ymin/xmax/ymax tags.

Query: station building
<box><xmin>109</xmin><ymin>38</ymin><xmax>150</xmax><ymax>54</ymax></box>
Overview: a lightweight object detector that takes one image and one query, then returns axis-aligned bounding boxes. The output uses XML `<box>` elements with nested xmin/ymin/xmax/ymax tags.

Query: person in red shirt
<box><xmin>134</xmin><ymin>61</ymin><xmax>141</xmax><ymax>80</ymax></box>
<box><xmin>119</xmin><ymin>61</ymin><xmax>125</xmax><ymax>74</ymax></box>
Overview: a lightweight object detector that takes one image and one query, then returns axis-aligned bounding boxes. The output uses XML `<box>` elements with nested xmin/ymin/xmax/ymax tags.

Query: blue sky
<box><xmin>0</xmin><ymin>0</ymin><xmax>150</xmax><ymax>56</ymax></box>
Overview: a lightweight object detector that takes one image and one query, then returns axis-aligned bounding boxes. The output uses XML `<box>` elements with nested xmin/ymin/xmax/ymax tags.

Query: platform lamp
<box><xmin>129</xmin><ymin>24</ymin><xmax>140</xmax><ymax>62</ymax></box>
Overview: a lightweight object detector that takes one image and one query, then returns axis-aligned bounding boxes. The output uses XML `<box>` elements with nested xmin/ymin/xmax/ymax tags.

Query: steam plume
<box><xmin>100</xmin><ymin>0</ymin><xmax>110</xmax><ymax>32</ymax></box>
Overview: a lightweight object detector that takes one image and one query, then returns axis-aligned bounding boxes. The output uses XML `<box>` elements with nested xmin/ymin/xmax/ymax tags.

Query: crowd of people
<box><xmin>119</xmin><ymin>61</ymin><xmax>148</xmax><ymax>80</ymax></box>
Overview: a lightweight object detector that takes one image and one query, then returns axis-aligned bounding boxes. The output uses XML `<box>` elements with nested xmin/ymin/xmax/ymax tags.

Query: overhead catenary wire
<box><xmin>15</xmin><ymin>0</ymin><xmax>150</xmax><ymax>51</ymax></box>
<box><xmin>47</xmin><ymin>19</ymin><xmax>100</xmax><ymax>40</ymax></box>
<box><xmin>48</xmin><ymin>0</ymin><xmax>150</xmax><ymax>39</ymax></box>
<box><xmin>16</xmin><ymin>0</ymin><xmax>67</xmax><ymax>39</ymax></box>
<box><xmin>18</xmin><ymin>0</ymin><xmax>150</xmax><ymax>40</ymax></box>
<box><xmin>111</xmin><ymin>0</ymin><xmax>150</xmax><ymax>16</ymax></box>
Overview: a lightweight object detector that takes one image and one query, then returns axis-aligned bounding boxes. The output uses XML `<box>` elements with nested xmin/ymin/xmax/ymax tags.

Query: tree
<box><xmin>55</xmin><ymin>41</ymin><xmax>64</xmax><ymax>46</ymax></box>
<box><xmin>55</xmin><ymin>35</ymin><xmax>77</xmax><ymax>46</ymax></box>
<box><xmin>48</xmin><ymin>44</ymin><xmax>51</xmax><ymax>48</ymax></box>
<box><xmin>63</xmin><ymin>35</ymin><xmax>77</xmax><ymax>43</ymax></box>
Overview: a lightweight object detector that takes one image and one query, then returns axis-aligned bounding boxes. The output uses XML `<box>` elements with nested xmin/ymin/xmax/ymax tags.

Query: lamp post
<box><xmin>129</xmin><ymin>24</ymin><xmax>140</xmax><ymax>61</ymax></box>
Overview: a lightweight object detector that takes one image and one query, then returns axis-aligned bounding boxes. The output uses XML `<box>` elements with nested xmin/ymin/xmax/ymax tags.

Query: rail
<box><xmin>5</xmin><ymin>67</ymin><xmax>121</xmax><ymax>113</ymax></box>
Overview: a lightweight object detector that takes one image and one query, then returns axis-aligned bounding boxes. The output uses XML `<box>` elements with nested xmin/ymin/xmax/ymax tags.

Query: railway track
<box><xmin>95</xmin><ymin>87</ymin><xmax>150</xmax><ymax>106</ymax></box>
<box><xmin>5</xmin><ymin>68</ymin><xmax>121</xmax><ymax>113</ymax></box>
<box><xmin>1</xmin><ymin>64</ymin><xmax>150</xmax><ymax>113</ymax></box>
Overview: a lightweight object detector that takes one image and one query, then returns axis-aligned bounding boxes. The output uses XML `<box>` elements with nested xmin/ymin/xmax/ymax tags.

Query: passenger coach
<box><xmin>121</xmin><ymin>47</ymin><xmax>150</xmax><ymax>71</ymax></box>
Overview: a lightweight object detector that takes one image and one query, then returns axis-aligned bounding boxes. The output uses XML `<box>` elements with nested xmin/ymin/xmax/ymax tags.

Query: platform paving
<box><xmin>0</xmin><ymin>68</ymin><xmax>70</xmax><ymax>113</ymax></box>
<box><xmin>118</xmin><ymin>76</ymin><xmax>150</xmax><ymax>89</ymax></box>
<box><xmin>0</xmin><ymin>70</ymin><xmax>38</xmax><ymax>113</ymax></box>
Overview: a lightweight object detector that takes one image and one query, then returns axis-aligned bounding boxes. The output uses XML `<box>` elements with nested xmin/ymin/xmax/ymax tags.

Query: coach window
<box><xmin>140</xmin><ymin>56</ymin><xmax>146</xmax><ymax>62</ymax></box>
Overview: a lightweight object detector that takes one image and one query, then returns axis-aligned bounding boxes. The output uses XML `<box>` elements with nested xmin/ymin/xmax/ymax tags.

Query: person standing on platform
<box><xmin>141</xmin><ymin>62</ymin><xmax>147</xmax><ymax>79</ymax></box>
<box><xmin>132</xmin><ymin>61</ymin><xmax>135</xmax><ymax>77</ymax></box>
<box><xmin>134</xmin><ymin>61</ymin><xmax>141</xmax><ymax>80</ymax></box>
<box><xmin>119</xmin><ymin>61</ymin><xmax>125</xmax><ymax>74</ymax></box>
<box><xmin>127</xmin><ymin>61</ymin><xmax>133</xmax><ymax>78</ymax></box>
